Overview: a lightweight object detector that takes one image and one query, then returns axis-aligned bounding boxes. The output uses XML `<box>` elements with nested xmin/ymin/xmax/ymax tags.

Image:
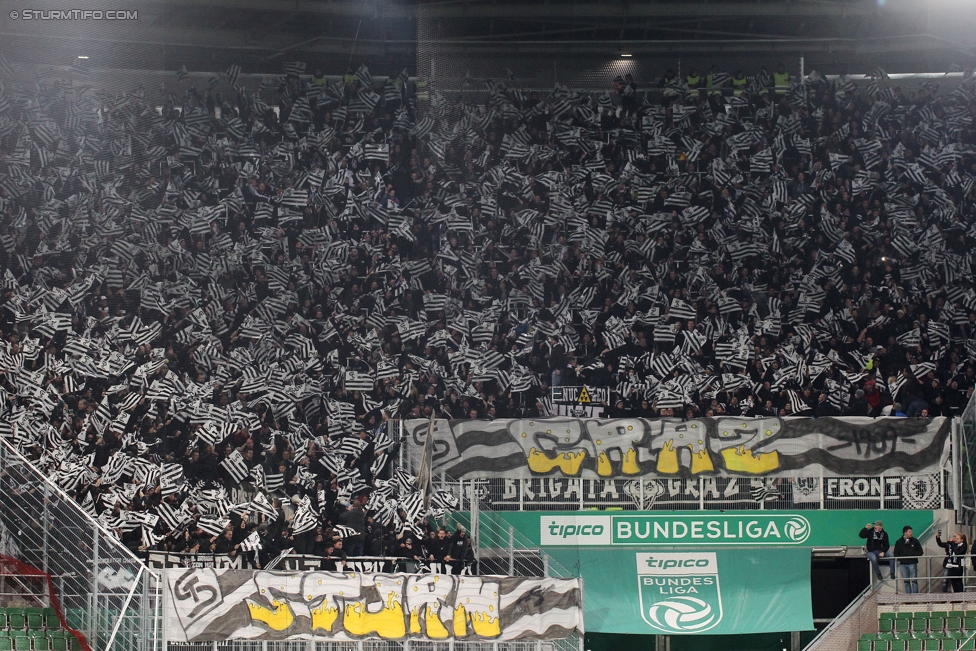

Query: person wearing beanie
<box><xmin>849</xmin><ymin>389</ymin><xmax>871</xmax><ymax>417</ymax></box>
<box><xmin>859</xmin><ymin>520</ymin><xmax>893</xmax><ymax>582</ymax></box>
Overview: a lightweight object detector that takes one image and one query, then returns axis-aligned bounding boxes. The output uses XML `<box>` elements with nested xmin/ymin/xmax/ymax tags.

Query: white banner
<box><xmin>163</xmin><ymin>568</ymin><xmax>583</xmax><ymax>642</ymax></box>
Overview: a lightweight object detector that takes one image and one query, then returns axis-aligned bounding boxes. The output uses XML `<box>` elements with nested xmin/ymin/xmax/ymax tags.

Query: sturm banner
<box><xmin>557</xmin><ymin>548</ymin><xmax>813</xmax><ymax>635</ymax></box>
<box><xmin>406</xmin><ymin>416</ymin><xmax>949</xmax><ymax>480</ymax></box>
<box><xmin>162</xmin><ymin>569</ymin><xmax>583</xmax><ymax>642</ymax></box>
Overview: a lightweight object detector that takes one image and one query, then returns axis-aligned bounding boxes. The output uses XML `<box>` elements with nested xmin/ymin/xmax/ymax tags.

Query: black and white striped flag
<box><xmin>291</xmin><ymin>496</ymin><xmax>319</xmax><ymax>535</ymax></box>
<box><xmin>197</xmin><ymin>515</ymin><xmax>229</xmax><ymax>537</ymax></box>
<box><xmin>239</xmin><ymin>531</ymin><xmax>262</xmax><ymax>552</ymax></box>
<box><xmin>219</xmin><ymin>450</ymin><xmax>248</xmax><ymax>484</ymax></box>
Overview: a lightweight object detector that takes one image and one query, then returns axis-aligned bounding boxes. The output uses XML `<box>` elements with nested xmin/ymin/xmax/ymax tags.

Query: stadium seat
<box><xmin>876</xmin><ymin>640</ymin><xmax>891</xmax><ymax>651</ymax></box>
<box><xmin>32</xmin><ymin>638</ymin><xmax>50</xmax><ymax>651</ymax></box>
<box><xmin>858</xmin><ymin>638</ymin><xmax>873</xmax><ymax>651</ymax></box>
<box><xmin>949</xmin><ymin>619</ymin><xmax>963</xmax><ymax>632</ymax></box>
<box><xmin>907</xmin><ymin>639</ymin><xmax>923</xmax><ymax>651</ymax></box>
<box><xmin>962</xmin><ymin>639</ymin><xmax>976</xmax><ymax>651</ymax></box>
<box><xmin>932</xmin><ymin>620</ymin><xmax>947</xmax><ymax>634</ymax></box>
<box><xmin>897</xmin><ymin>619</ymin><xmax>913</xmax><ymax>634</ymax></box>
<box><xmin>922</xmin><ymin>639</ymin><xmax>940</xmax><ymax>651</ymax></box>
<box><xmin>946</xmin><ymin>640</ymin><xmax>961</xmax><ymax>651</ymax></box>
<box><xmin>882</xmin><ymin>619</ymin><xmax>896</xmax><ymax>633</ymax></box>
<box><xmin>68</xmin><ymin>637</ymin><xmax>81</xmax><ymax>651</ymax></box>
<box><xmin>0</xmin><ymin>639</ymin><xmax>11</xmax><ymax>651</ymax></box>
<box><xmin>891</xmin><ymin>640</ymin><xmax>908</xmax><ymax>651</ymax></box>
<box><xmin>41</xmin><ymin>611</ymin><xmax>57</xmax><ymax>631</ymax></box>
<box><xmin>965</xmin><ymin>619</ymin><xmax>976</xmax><ymax>631</ymax></box>
<box><xmin>933</xmin><ymin>613</ymin><xmax>950</xmax><ymax>620</ymax></box>
<box><xmin>914</xmin><ymin>618</ymin><xmax>930</xmax><ymax>634</ymax></box>
<box><xmin>951</xmin><ymin>612</ymin><xmax>965</xmax><ymax>620</ymax></box>
<box><xmin>7</xmin><ymin>611</ymin><xmax>25</xmax><ymax>631</ymax></box>
<box><xmin>49</xmin><ymin>639</ymin><xmax>66</xmax><ymax>651</ymax></box>
<box><xmin>24</xmin><ymin>614</ymin><xmax>42</xmax><ymax>632</ymax></box>
<box><xmin>11</xmin><ymin>637</ymin><xmax>30</xmax><ymax>651</ymax></box>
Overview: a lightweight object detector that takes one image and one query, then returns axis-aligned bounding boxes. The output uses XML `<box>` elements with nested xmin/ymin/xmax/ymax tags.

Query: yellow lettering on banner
<box><xmin>656</xmin><ymin>439</ymin><xmax>679</xmax><ymax>474</ymax></box>
<box><xmin>309</xmin><ymin>603</ymin><xmax>339</xmax><ymax>633</ymax></box>
<box><xmin>453</xmin><ymin>605</ymin><xmax>467</xmax><ymax>638</ymax></box>
<box><xmin>690</xmin><ymin>449</ymin><xmax>715</xmax><ymax>474</ymax></box>
<box><xmin>409</xmin><ymin>607</ymin><xmax>422</xmax><ymax>635</ymax></box>
<box><xmin>721</xmin><ymin>445</ymin><xmax>780</xmax><ymax>473</ymax></box>
<box><xmin>453</xmin><ymin>606</ymin><xmax>501</xmax><ymax>638</ymax></box>
<box><xmin>233</xmin><ymin>572</ymin><xmax>512</xmax><ymax>641</ymax></box>
<box><xmin>408</xmin><ymin>605</ymin><xmax>449</xmax><ymax>639</ymax></box>
<box><xmin>526</xmin><ymin>447</ymin><xmax>587</xmax><ymax>475</ymax></box>
<box><xmin>343</xmin><ymin>592</ymin><xmax>406</xmax><ymax>638</ymax></box>
<box><xmin>596</xmin><ymin>451</ymin><xmax>613</xmax><ymax>476</ymax></box>
<box><xmin>246</xmin><ymin>600</ymin><xmax>295</xmax><ymax>631</ymax></box>
<box><xmin>453</xmin><ymin>578</ymin><xmax>502</xmax><ymax>639</ymax></box>
<box><xmin>621</xmin><ymin>448</ymin><xmax>641</xmax><ymax>475</ymax></box>
<box><xmin>578</xmin><ymin>387</ymin><xmax>591</xmax><ymax>403</ymax></box>
<box><xmin>425</xmin><ymin>606</ymin><xmax>450</xmax><ymax>639</ymax></box>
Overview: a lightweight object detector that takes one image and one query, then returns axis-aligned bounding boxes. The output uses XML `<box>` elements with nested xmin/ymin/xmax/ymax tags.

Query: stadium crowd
<box><xmin>1</xmin><ymin>59</ymin><xmax>975</xmax><ymax>558</ymax></box>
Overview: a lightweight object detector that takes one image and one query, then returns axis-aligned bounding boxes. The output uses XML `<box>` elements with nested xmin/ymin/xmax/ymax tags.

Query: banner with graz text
<box><xmin>163</xmin><ymin>569</ymin><xmax>583</xmax><ymax>642</ymax></box>
<box><xmin>405</xmin><ymin>416</ymin><xmax>949</xmax><ymax>480</ymax></box>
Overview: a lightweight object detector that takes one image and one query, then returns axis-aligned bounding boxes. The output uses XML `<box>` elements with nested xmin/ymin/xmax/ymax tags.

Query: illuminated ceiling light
<box><xmin>620</xmin><ymin>53</ymin><xmax>633</xmax><ymax>57</ymax></box>
<box><xmin>77</xmin><ymin>55</ymin><xmax>89</xmax><ymax>59</ymax></box>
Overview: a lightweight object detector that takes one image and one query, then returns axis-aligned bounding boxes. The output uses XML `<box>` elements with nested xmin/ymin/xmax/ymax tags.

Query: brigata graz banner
<box><xmin>561</xmin><ymin>548</ymin><xmax>813</xmax><ymax>635</ymax></box>
<box><xmin>163</xmin><ymin>568</ymin><xmax>583</xmax><ymax>642</ymax></box>
<box><xmin>406</xmin><ymin>416</ymin><xmax>949</xmax><ymax>479</ymax></box>
<box><xmin>146</xmin><ymin>551</ymin><xmax>242</xmax><ymax>569</ymax></box>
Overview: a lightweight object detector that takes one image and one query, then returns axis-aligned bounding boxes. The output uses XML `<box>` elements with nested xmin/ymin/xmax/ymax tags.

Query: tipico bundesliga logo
<box><xmin>541</xmin><ymin>514</ymin><xmax>811</xmax><ymax>546</ymax></box>
<box><xmin>637</xmin><ymin>552</ymin><xmax>722</xmax><ymax>634</ymax></box>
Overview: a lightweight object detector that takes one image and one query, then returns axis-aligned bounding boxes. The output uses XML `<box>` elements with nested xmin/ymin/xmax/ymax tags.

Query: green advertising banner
<box><xmin>470</xmin><ymin>509</ymin><xmax>934</xmax><ymax>548</ymax></box>
<box><xmin>553</xmin><ymin>547</ymin><xmax>814</xmax><ymax>635</ymax></box>
<box><xmin>439</xmin><ymin>510</ymin><xmax>933</xmax><ymax>635</ymax></box>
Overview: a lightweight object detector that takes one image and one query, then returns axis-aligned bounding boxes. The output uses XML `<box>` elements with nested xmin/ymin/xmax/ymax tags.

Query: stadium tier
<box><xmin>6</xmin><ymin>2</ymin><xmax>976</xmax><ymax>650</ymax></box>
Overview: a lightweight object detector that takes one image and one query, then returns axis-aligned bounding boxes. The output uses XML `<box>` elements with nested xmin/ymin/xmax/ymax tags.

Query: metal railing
<box><xmin>169</xmin><ymin>639</ymin><xmax>584</xmax><ymax>651</ymax></box>
<box><xmin>868</xmin><ymin>554</ymin><xmax>976</xmax><ymax>595</ymax></box>
<box><xmin>0</xmin><ymin>434</ymin><xmax>583</xmax><ymax>651</ymax></box>
<box><xmin>959</xmin><ymin>393</ymin><xmax>976</xmax><ymax>525</ymax></box>
<box><xmin>805</xmin><ymin>584</ymin><xmax>878</xmax><ymax>651</ymax></box>
<box><xmin>0</xmin><ymin>437</ymin><xmax>163</xmax><ymax>651</ymax></box>
<box><xmin>398</xmin><ymin>425</ymin><xmax>578</xmax><ymax>580</ymax></box>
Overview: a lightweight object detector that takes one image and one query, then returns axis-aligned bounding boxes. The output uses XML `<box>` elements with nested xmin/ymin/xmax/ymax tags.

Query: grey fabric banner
<box><xmin>404</xmin><ymin>416</ymin><xmax>950</xmax><ymax>479</ymax></box>
<box><xmin>163</xmin><ymin>568</ymin><xmax>583</xmax><ymax>642</ymax></box>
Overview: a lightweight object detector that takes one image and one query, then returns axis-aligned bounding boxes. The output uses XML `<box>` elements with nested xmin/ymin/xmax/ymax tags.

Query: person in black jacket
<box><xmin>894</xmin><ymin>526</ymin><xmax>924</xmax><ymax>594</ymax></box>
<box><xmin>936</xmin><ymin>530</ymin><xmax>968</xmax><ymax>593</ymax></box>
<box><xmin>860</xmin><ymin>520</ymin><xmax>894</xmax><ymax>581</ymax></box>
<box><xmin>447</xmin><ymin>524</ymin><xmax>475</xmax><ymax>575</ymax></box>
<box><xmin>337</xmin><ymin>502</ymin><xmax>366</xmax><ymax>557</ymax></box>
